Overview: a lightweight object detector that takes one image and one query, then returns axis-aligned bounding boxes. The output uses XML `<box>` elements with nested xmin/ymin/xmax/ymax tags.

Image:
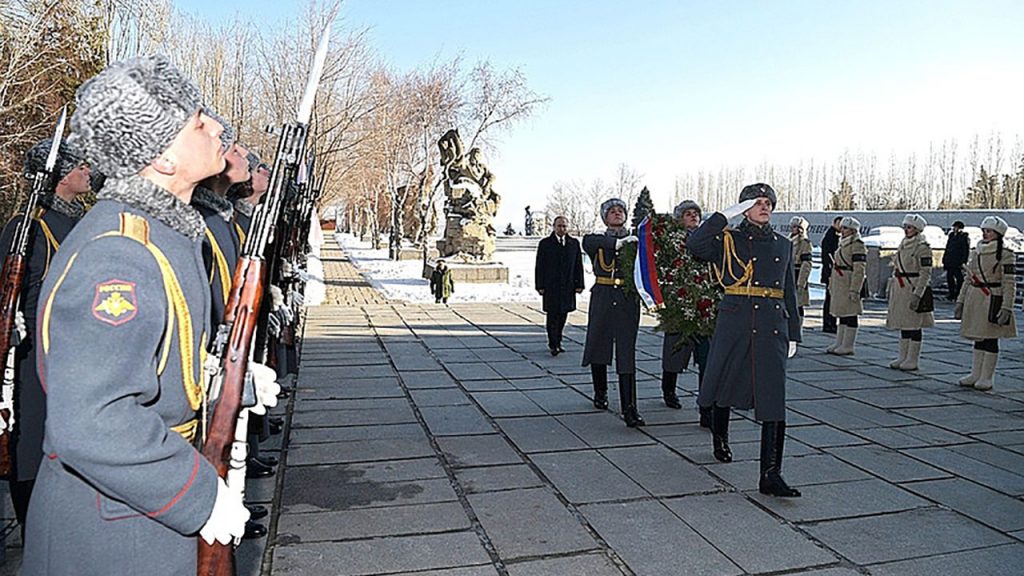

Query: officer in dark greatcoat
<box><xmin>23</xmin><ymin>55</ymin><xmax>249</xmax><ymax>575</ymax></box>
<box><xmin>582</xmin><ymin>198</ymin><xmax>644</xmax><ymax>427</ymax></box>
<box><xmin>687</xmin><ymin>183</ymin><xmax>802</xmax><ymax>497</ymax></box>
<box><xmin>535</xmin><ymin>215</ymin><xmax>584</xmax><ymax>355</ymax></box>
<box><xmin>0</xmin><ymin>139</ymin><xmax>91</xmax><ymax>535</ymax></box>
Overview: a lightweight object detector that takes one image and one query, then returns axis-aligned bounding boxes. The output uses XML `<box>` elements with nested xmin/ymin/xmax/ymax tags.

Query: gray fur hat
<box><xmin>738</xmin><ymin>182</ymin><xmax>777</xmax><ymax>208</ymax></box>
<box><xmin>245</xmin><ymin>151</ymin><xmax>262</xmax><ymax>172</ymax></box>
<box><xmin>841</xmin><ymin>216</ymin><xmax>861</xmax><ymax>230</ymax></box>
<box><xmin>673</xmin><ymin>199</ymin><xmax>701</xmax><ymax>219</ymax></box>
<box><xmin>68</xmin><ymin>54</ymin><xmax>203</xmax><ymax>178</ymax></box>
<box><xmin>204</xmin><ymin>108</ymin><xmax>236</xmax><ymax>151</ymax></box>
<box><xmin>600</xmin><ymin>198</ymin><xmax>627</xmax><ymax>222</ymax></box>
<box><xmin>23</xmin><ymin>138</ymin><xmax>86</xmax><ymax>184</ymax></box>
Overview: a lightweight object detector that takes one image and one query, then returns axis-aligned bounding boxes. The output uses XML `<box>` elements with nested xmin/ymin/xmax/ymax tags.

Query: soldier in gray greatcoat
<box><xmin>660</xmin><ymin>200</ymin><xmax>713</xmax><ymax>426</ymax></box>
<box><xmin>0</xmin><ymin>139</ymin><xmax>91</xmax><ymax>535</ymax></box>
<box><xmin>23</xmin><ymin>55</ymin><xmax>250</xmax><ymax>576</ymax></box>
<box><xmin>582</xmin><ymin>198</ymin><xmax>644</xmax><ymax>427</ymax></box>
<box><xmin>687</xmin><ymin>183</ymin><xmax>803</xmax><ymax>497</ymax></box>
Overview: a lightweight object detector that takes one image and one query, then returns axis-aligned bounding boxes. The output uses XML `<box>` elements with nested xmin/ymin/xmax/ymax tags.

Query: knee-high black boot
<box><xmin>759</xmin><ymin>421</ymin><xmax>801</xmax><ymax>497</ymax></box>
<box><xmin>591</xmin><ymin>364</ymin><xmax>608</xmax><ymax>410</ymax></box>
<box><xmin>661</xmin><ymin>371</ymin><xmax>681</xmax><ymax>409</ymax></box>
<box><xmin>620</xmin><ymin>373</ymin><xmax>645</xmax><ymax>427</ymax></box>
<box><xmin>711</xmin><ymin>405</ymin><xmax>732</xmax><ymax>462</ymax></box>
<box><xmin>699</xmin><ymin>406</ymin><xmax>712</xmax><ymax>429</ymax></box>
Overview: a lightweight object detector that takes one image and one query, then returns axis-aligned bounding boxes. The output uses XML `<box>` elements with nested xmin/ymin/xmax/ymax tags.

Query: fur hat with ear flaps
<box><xmin>23</xmin><ymin>138</ymin><xmax>86</xmax><ymax>184</ymax></box>
<box><xmin>901</xmin><ymin>213</ymin><xmax>927</xmax><ymax>232</ymax></box>
<box><xmin>673</xmin><ymin>200</ymin><xmax>701</xmax><ymax>219</ymax></box>
<box><xmin>68</xmin><ymin>54</ymin><xmax>203</xmax><ymax>179</ymax></box>
<box><xmin>600</xmin><ymin>198</ymin><xmax>627</xmax><ymax>222</ymax></box>
<box><xmin>738</xmin><ymin>183</ymin><xmax>777</xmax><ymax>209</ymax></box>
<box><xmin>981</xmin><ymin>215</ymin><xmax>1008</xmax><ymax>237</ymax></box>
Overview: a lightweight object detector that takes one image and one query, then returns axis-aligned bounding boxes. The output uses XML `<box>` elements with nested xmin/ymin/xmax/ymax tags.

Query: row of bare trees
<box><xmin>543</xmin><ymin>163</ymin><xmax>644</xmax><ymax>235</ymax></box>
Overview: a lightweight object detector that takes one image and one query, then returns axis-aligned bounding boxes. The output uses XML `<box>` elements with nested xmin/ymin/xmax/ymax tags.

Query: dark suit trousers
<box><xmin>945</xmin><ymin>268</ymin><xmax>964</xmax><ymax>300</ymax></box>
<box><xmin>822</xmin><ymin>285</ymin><xmax>836</xmax><ymax>331</ymax></box>
<box><xmin>546</xmin><ymin>311</ymin><xmax>568</xmax><ymax>350</ymax></box>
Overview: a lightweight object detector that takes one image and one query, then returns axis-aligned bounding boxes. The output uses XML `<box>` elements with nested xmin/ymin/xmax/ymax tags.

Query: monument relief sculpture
<box><xmin>436</xmin><ymin>128</ymin><xmax>501</xmax><ymax>261</ymax></box>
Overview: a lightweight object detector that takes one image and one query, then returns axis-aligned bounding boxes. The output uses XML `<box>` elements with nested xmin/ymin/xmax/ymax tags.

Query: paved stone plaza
<box><xmin>3</xmin><ymin>243</ymin><xmax>1024</xmax><ymax>575</ymax></box>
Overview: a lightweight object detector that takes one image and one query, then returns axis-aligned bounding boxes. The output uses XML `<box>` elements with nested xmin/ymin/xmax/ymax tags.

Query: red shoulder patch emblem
<box><xmin>92</xmin><ymin>279</ymin><xmax>138</xmax><ymax>326</ymax></box>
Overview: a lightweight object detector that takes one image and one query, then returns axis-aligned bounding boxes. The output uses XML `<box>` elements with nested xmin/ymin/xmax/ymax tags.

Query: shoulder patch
<box><xmin>1005</xmin><ymin>264</ymin><xmax>1016</xmax><ymax>274</ymax></box>
<box><xmin>920</xmin><ymin>256</ymin><xmax>933</xmax><ymax>267</ymax></box>
<box><xmin>851</xmin><ymin>253</ymin><xmax>867</xmax><ymax>262</ymax></box>
<box><xmin>92</xmin><ymin>279</ymin><xmax>138</xmax><ymax>326</ymax></box>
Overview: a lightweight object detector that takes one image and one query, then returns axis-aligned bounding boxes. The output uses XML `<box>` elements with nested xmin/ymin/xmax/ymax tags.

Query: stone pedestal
<box><xmin>422</xmin><ymin>259</ymin><xmax>509</xmax><ymax>284</ymax></box>
<box><xmin>399</xmin><ymin>247</ymin><xmax>439</xmax><ymax>261</ymax></box>
<box><xmin>437</xmin><ymin>214</ymin><xmax>496</xmax><ymax>261</ymax></box>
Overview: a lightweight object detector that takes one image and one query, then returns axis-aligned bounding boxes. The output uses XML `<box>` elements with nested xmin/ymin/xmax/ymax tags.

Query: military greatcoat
<box><xmin>886</xmin><ymin>234</ymin><xmax>935</xmax><ymax>330</ymax></box>
<box><xmin>827</xmin><ymin>233</ymin><xmax>867</xmax><ymax>318</ymax></box>
<box><xmin>192</xmin><ymin>187</ymin><xmax>239</xmax><ymax>327</ymax></box>
<box><xmin>958</xmin><ymin>241</ymin><xmax>1017</xmax><ymax>340</ymax></box>
<box><xmin>23</xmin><ymin>176</ymin><xmax>218</xmax><ymax>576</ymax></box>
<box><xmin>0</xmin><ymin>200</ymin><xmax>81</xmax><ymax>484</ymax></box>
<box><xmin>687</xmin><ymin>214</ymin><xmax>801</xmax><ymax>422</ymax></box>
<box><xmin>582</xmin><ymin>229</ymin><xmax>640</xmax><ymax>374</ymax></box>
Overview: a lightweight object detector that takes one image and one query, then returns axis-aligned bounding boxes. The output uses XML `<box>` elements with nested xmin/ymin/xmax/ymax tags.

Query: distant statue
<box><xmin>524</xmin><ymin>206</ymin><xmax>535</xmax><ymax>236</ymax></box>
<box><xmin>436</xmin><ymin>128</ymin><xmax>501</xmax><ymax>260</ymax></box>
<box><xmin>504</xmin><ymin>222</ymin><xmax>515</xmax><ymax>236</ymax></box>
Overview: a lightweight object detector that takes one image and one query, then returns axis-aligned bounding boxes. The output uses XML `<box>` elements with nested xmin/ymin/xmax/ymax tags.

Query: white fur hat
<box><xmin>789</xmin><ymin>216</ymin><xmax>808</xmax><ymax>230</ymax></box>
<box><xmin>902</xmin><ymin>213</ymin><xmax>927</xmax><ymax>232</ymax></box>
<box><xmin>840</xmin><ymin>216</ymin><xmax>860</xmax><ymax>230</ymax></box>
<box><xmin>980</xmin><ymin>215</ymin><xmax>1008</xmax><ymax>237</ymax></box>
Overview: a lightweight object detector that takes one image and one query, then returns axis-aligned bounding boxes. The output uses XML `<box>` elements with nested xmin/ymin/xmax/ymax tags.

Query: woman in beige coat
<box><xmin>826</xmin><ymin>217</ymin><xmax>866</xmax><ymax>355</ymax></box>
<box><xmin>886</xmin><ymin>213</ymin><xmax>935</xmax><ymax>370</ymax></box>
<box><xmin>790</xmin><ymin>216</ymin><xmax>813</xmax><ymax>328</ymax></box>
<box><xmin>955</xmin><ymin>216</ymin><xmax>1017</xmax><ymax>391</ymax></box>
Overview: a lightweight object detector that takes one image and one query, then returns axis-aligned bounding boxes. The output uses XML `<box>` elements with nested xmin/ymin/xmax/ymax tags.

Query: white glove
<box><xmin>615</xmin><ymin>235</ymin><xmax>638</xmax><ymax>249</ymax></box>
<box><xmin>247</xmin><ymin>363</ymin><xmax>280</xmax><ymax>416</ymax></box>
<box><xmin>720</xmin><ymin>199</ymin><xmax>758</xmax><ymax>220</ymax></box>
<box><xmin>12</xmin><ymin>310</ymin><xmax>27</xmax><ymax>345</ymax></box>
<box><xmin>269</xmin><ymin>285</ymin><xmax>284</xmax><ymax>308</ymax></box>
<box><xmin>199</xmin><ymin>478</ymin><xmax>250</xmax><ymax>546</ymax></box>
<box><xmin>788</xmin><ymin>341</ymin><xmax>798</xmax><ymax>358</ymax></box>
<box><xmin>280</xmin><ymin>259</ymin><xmax>294</xmax><ymax>279</ymax></box>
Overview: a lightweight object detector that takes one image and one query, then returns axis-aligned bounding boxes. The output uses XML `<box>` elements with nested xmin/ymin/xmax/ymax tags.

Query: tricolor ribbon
<box><xmin>634</xmin><ymin>215</ymin><xmax>664</xmax><ymax>309</ymax></box>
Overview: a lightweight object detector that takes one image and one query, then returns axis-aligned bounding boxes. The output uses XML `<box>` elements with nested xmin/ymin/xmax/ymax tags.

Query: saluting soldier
<box><xmin>0</xmin><ymin>139</ymin><xmax>91</xmax><ymax>535</ymax></box>
<box><xmin>688</xmin><ymin>183</ymin><xmax>802</xmax><ymax>498</ymax></box>
<box><xmin>825</xmin><ymin>217</ymin><xmax>867</xmax><ymax>355</ymax></box>
<box><xmin>660</xmin><ymin>200</ymin><xmax>712</xmax><ymax>425</ymax></box>
<box><xmin>955</xmin><ymin>216</ymin><xmax>1017</xmax><ymax>391</ymax></box>
<box><xmin>582</xmin><ymin>198</ymin><xmax>644</xmax><ymax>427</ymax></box>
<box><xmin>886</xmin><ymin>213</ymin><xmax>935</xmax><ymax>371</ymax></box>
<box><xmin>23</xmin><ymin>55</ymin><xmax>250</xmax><ymax>575</ymax></box>
<box><xmin>789</xmin><ymin>216</ymin><xmax>813</xmax><ymax>330</ymax></box>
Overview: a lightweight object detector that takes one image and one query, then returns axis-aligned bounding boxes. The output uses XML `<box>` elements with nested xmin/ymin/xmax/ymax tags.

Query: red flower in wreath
<box><xmin>677</xmin><ymin>287</ymin><xmax>688</xmax><ymax>298</ymax></box>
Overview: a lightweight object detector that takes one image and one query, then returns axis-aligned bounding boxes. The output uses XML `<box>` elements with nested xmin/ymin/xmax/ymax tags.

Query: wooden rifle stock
<box><xmin>0</xmin><ymin>254</ymin><xmax>27</xmax><ymax>476</ymax></box>
<box><xmin>197</xmin><ymin>257</ymin><xmax>264</xmax><ymax>576</ymax></box>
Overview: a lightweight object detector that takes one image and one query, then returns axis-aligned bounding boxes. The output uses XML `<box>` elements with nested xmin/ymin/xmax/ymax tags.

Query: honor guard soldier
<box><xmin>955</xmin><ymin>216</ymin><xmax>1017</xmax><ymax>391</ymax></box>
<box><xmin>582</xmin><ymin>198</ymin><xmax>644</xmax><ymax>427</ymax></box>
<box><xmin>660</xmin><ymin>200</ymin><xmax>712</xmax><ymax>423</ymax></box>
<box><xmin>0</xmin><ymin>139</ymin><xmax>91</xmax><ymax>535</ymax></box>
<box><xmin>789</xmin><ymin>216</ymin><xmax>813</xmax><ymax>329</ymax></box>
<box><xmin>825</xmin><ymin>217</ymin><xmax>867</xmax><ymax>355</ymax></box>
<box><xmin>886</xmin><ymin>213</ymin><xmax>935</xmax><ymax>371</ymax></box>
<box><xmin>688</xmin><ymin>183</ymin><xmax>802</xmax><ymax>497</ymax></box>
<box><xmin>23</xmin><ymin>55</ymin><xmax>249</xmax><ymax>575</ymax></box>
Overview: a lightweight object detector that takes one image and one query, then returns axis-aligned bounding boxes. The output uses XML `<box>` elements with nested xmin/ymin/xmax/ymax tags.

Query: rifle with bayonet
<box><xmin>0</xmin><ymin>108</ymin><xmax>67</xmax><ymax>476</ymax></box>
<box><xmin>197</xmin><ymin>26</ymin><xmax>330</xmax><ymax>576</ymax></box>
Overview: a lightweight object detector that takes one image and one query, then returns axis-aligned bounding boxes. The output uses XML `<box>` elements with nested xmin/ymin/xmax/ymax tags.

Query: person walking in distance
<box><xmin>955</xmin><ymin>216</ymin><xmax>1017</xmax><ymax>391</ymax></box>
<box><xmin>430</xmin><ymin>259</ymin><xmax>454</xmax><ymax>304</ymax></box>
<box><xmin>535</xmin><ymin>216</ymin><xmax>584</xmax><ymax>356</ymax></box>
<box><xmin>943</xmin><ymin>220</ymin><xmax>970</xmax><ymax>301</ymax></box>
<box><xmin>825</xmin><ymin>217</ymin><xmax>867</xmax><ymax>355</ymax></box>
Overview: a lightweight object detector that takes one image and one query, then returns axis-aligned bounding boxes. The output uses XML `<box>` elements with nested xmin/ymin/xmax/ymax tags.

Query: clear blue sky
<box><xmin>179</xmin><ymin>0</ymin><xmax>1024</xmax><ymax>227</ymax></box>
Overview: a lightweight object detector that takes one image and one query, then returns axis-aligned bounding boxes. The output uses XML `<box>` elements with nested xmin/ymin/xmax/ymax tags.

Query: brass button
<box><xmin>774</xmin><ymin>281</ymin><xmax>780</xmax><ymax>286</ymax></box>
<box><xmin>752</xmin><ymin>257</ymin><xmax>758</xmax><ymax>262</ymax></box>
<box><xmin>748</xmin><ymin>236</ymin><xmax>753</xmax><ymax>240</ymax></box>
<box><xmin>775</xmin><ymin>304</ymin><xmax>781</xmax><ymax>310</ymax></box>
<box><xmin>754</xmin><ymin>281</ymin><xmax>760</xmax><ymax>286</ymax></box>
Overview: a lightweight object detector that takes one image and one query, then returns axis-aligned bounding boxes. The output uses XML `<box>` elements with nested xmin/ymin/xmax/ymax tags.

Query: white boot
<box><xmin>833</xmin><ymin>325</ymin><xmax>857</xmax><ymax>355</ymax></box>
<box><xmin>889</xmin><ymin>339</ymin><xmax>909</xmax><ymax>369</ymax></box>
<box><xmin>826</xmin><ymin>325</ymin><xmax>846</xmax><ymax>354</ymax></box>
<box><xmin>898</xmin><ymin>340</ymin><xmax>922</xmax><ymax>371</ymax></box>
<box><xmin>974</xmin><ymin>351</ymin><xmax>998</xmax><ymax>391</ymax></box>
<box><xmin>958</xmin><ymin>349</ymin><xmax>984</xmax><ymax>387</ymax></box>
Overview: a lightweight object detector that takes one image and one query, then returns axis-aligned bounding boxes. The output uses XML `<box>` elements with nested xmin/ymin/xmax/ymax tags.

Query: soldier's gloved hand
<box><xmin>954</xmin><ymin>302</ymin><xmax>963</xmax><ymax>320</ymax></box>
<box><xmin>909</xmin><ymin>294</ymin><xmax>921</xmax><ymax>311</ymax></box>
<box><xmin>996</xmin><ymin>308</ymin><xmax>1012</xmax><ymax>325</ymax></box>
<box><xmin>848</xmin><ymin>291</ymin><xmax>859</xmax><ymax>303</ymax></box>
<box><xmin>11</xmin><ymin>310</ymin><xmax>27</xmax><ymax>346</ymax></box>
<box><xmin>280</xmin><ymin>259</ymin><xmax>296</xmax><ymax>280</ymax></box>
<box><xmin>199</xmin><ymin>478</ymin><xmax>250</xmax><ymax>546</ymax></box>
<box><xmin>787</xmin><ymin>341</ymin><xmax>798</xmax><ymax>358</ymax></box>
<box><xmin>615</xmin><ymin>235</ymin><xmax>638</xmax><ymax>249</ymax></box>
<box><xmin>720</xmin><ymin>199</ymin><xmax>758</xmax><ymax>220</ymax></box>
<box><xmin>247</xmin><ymin>363</ymin><xmax>280</xmax><ymax>416</ymax></box>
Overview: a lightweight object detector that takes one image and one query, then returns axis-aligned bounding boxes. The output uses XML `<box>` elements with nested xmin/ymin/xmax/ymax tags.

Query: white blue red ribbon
<box><xmin>634</xmin><ymin>215</ymin><xmax>663</xmax><ymax>309</ymax></box>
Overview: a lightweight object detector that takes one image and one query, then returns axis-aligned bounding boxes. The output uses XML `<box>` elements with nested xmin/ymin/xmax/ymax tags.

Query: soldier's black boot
<box><xmin>661</xmin><ymin>371</ymin><xmax>681</xmax><ymax>409</ymax></box>
<box><xmin>758</xmin><ymin>421</ymin><xmax>801</xmax><ymax>497</ymax></box>
<box><xmin>711</xmin><ymin>405</ymin><xmax>732</xmax><ymax>462</ymax></box>
<box><xmin>620</xmin><ymin>373</ymin><xmax>645</xmax><ymax>427</ymax></box>
<box><xmin>698</xmin><ymin>406</ymin><xmax>712</xmax><ymax>429</ymax></box>
<box><xmin>591</xmin><ymin>365</ymin><xmax>609</xmax><ymax>410</ymax></box>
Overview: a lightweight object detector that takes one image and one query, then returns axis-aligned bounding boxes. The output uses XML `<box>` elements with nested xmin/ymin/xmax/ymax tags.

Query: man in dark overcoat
<box><xmin>535</xmin><ymin>215</ymin><xmax>584</xmax><ymax>355</ymax></box>
<box><xmin>942</xmin><ymin>220</ymin><xmax>969</xmax><ymax>301</ymax></box>
<box><xmin>819</xmin><ymin>215</ymin><xmax>842</xmax><ymax>333</ymax></box>
<box><xmin>687</xmin><ymin>183</ymin><xmax>803</xmax><ymax>497</ymax></box>
<box><xmin>582</xmin><ymin>199</ymin><xmax>644</xmax><ymax>427</ymax></box>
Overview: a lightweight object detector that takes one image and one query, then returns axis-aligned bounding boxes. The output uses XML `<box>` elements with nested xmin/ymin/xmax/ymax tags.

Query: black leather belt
<box><xmin>895</xmin><ymin>272</ymin><xmax>919</xmax><ymax>278</ymax></box>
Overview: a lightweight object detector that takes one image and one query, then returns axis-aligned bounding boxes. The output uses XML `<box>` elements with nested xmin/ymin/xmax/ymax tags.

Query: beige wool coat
<box><xmin>791</xmin><ymin>233</ymin><xmax>813</xmax><ymax>307</ymax></box>
<box><xmin>827</xmin><ymin>233</ymin><xmax>866</xmax><ymax>318</ymax></box>
<box><xmin>886</xmin><ymin>234</ymin><xmax>935</xmax><ymax>330</ymax></box>
<box><xmin>957</xmin><ymin>240</ymin><xmax>1017</xmax><ymax>340</ymax></box>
